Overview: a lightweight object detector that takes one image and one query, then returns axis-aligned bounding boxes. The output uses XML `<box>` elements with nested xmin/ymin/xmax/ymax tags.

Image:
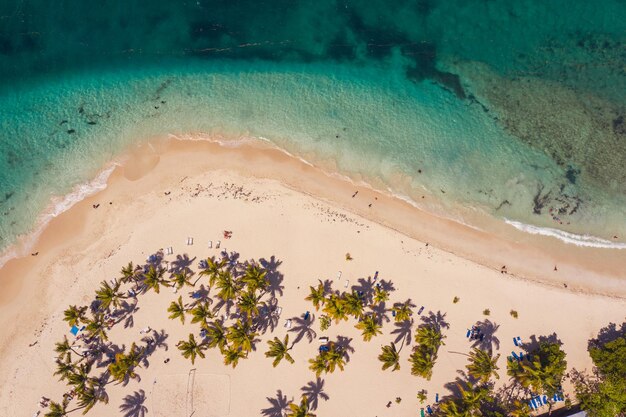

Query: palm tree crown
<box><xmin>265</xmin><ymin>335</ymin><xmax>294</xmax><ymax>367</ymax></box>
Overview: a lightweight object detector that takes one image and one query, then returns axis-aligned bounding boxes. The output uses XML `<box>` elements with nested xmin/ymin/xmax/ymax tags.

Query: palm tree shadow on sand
<box><xmin>170</xmin><ymin>254</ymin><xmax>196</xmax><ymax>274</ymax></box>
<box><xmin>391</xmin><ymin>319</ymin><xmax>413</xmax><ymax>347</ymax></box>
<box><xmin>119</xmin><ymin>389</ymin><xmax>148</xmax><ymax>417</ymax></box>
<box><xmin>471</xmin><ymin>319</ymin><xmax>500</xmax><ymax>352</ymax></box>
<box><xmin>261</xmin><ymin>389</ymin><xmax>290</xmax><ymax>417</ymax></box>
<box><xmin>421</xmin><ymin>310</ymin><xmax>450</xmax><ymax>331</ymax></box>
<box><xmin>260</xmin><ymin>256</ymin><xmax>285</xmax><ymax>299</ymax></box>
<box><xmin>301</xmin><ymin>378</ymin><xmax>330</xmax><ymax>411</ymax></box>
<box><xmin>335</xmin><ymin>335</ymin><xmax>355</xmax><ymax>362</ymax></box>
<box><xmin>289</xmin><ymin>314</ymin><xmax>317</xmax><ymax>346</ymax></box>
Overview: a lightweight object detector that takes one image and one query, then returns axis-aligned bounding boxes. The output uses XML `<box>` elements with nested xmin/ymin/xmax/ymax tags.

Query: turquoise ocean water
<box><xmin>0</xmin><ymin>0</ymin><xmax>625</xmax><ymax>262</ymax></box>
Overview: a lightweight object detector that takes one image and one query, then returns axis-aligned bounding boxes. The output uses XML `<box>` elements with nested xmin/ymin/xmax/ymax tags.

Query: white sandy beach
<box><xmin>0</xmin><ymin>138</ymin><xmax>625</xmax><ymax>417</ymax></box>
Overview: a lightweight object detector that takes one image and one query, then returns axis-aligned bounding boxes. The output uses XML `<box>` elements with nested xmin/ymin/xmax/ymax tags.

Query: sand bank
<box><xmin>0</xmin><ymin>137</ymin><xmax>624</xmax><ymax>416</ymax></box>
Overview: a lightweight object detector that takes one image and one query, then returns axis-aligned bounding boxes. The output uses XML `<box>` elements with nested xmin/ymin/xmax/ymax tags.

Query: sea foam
<box><xmin>505</xmin><ymin>219</ymin><xmax>626</xmax><ymax>249</ymax></box>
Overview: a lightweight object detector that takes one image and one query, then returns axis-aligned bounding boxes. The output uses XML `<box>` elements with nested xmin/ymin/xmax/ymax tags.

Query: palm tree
<box><xmin>67</xmin><ymin>363</ymin><xmax>95</xmax><ymax>393</ymax></box>
<box><xmin>305</xmin><ymin>281</ymin><xmax>326</xmax><ymax>311</ymax></box>
<box><xmin>222</xmin><ymin>345</ymin><xmax>246</xmax><ymax>368</ymax></box>
<box><xmin>73</xmin><ymin>383</ymin><xmax>108</xmax><ymax>414</ymax></box>
<box><xmin>392</xmin><ymin>301</ymin><xmax>413</xmax><ymax>323</ymax></box>
<box><xmin>226</xmin><ymin>319</ymin><xmax>258</xmax><ymax>352</ymax></box>
<box><xmin>198</xmin><ymin>256</ymin><xmax>225</xmax><ymax>287</ymax></box>
<box><xmin>167</xmin><ymin>296</ymin><xmax>187</xmax><ymax>324</ymax></box>
<box><xmin>54</xmin><ymin>358</ymin><xmax>74</xmax><ymax>382</ymax></box>
<box><xmin>265</xmin><ymin>335</ymin><xmax>294</xmax><ymax>367</ymax></box>
<box><xmin>466</xmin><ymin>347</ymin><xmax>500</xmax><ymax>383</ymax></box>
<box><xmin>215</xmin><ymin>270</ymin><xmax>240</xmax><ymax>302</ymax></box>
<box><xmin>63</xmin><ymin>305</ymin><xmax>87</xmax><ymax>327</ymax></box>
<box><xmin>190</xmin><ymin>302</ymin><xmax>214</xmax><ymax>327</ymax></box>
<box><xmin>409</xmin><ymin>347</ymin><xmax>436</xmax><ymax>380</ymax></box>
<box><xmin>119</xmin><ymin>262</ymin><xmax>137</xmax><ymax>284</ymax></box>
<box><xmin>237</xmin><ymin>290</ymin><xmax>261</xmax><ymax>322</ymax></box>
<box><xmin>108</xmin><ymin>343</ymin><xmax>144</xmax><ymax>384</ymax></box>
<box><xmin>324</xmin><ymin>344</ymin><xmax>346</xmax><ymax>374</ymax></box>
<box><xmin>142</xmin><ymin>265</ymin><xmax>167</xmax><ymax>294</ymax></box>
<box><xmin>415</xmin><ymin>324</ymin><xmax>445</xmax><ymax>353</ymax></box>
<box><xmin>439</xmin><ymin>381</ymin><xmax>490</xmax><ymax>416</ymax></box>
<box><xmin>85</xmin><ymin>313</ymin><xmax>108</xmax><ymax>341</ymax></box>
<box><xmin>373</xmin><ymin>286</ymin><xmax>389</xmax><ymax>304</ymax></box>
<box><xmin>177</xmin><ymin>334</ymin><xmax>206</xmax><ymax>365</ymax></box>
<box><xmin>54</xmin><ymin>336</ymin><xmax>84</xmax><ymax>362</ymax></box>
<box><xmin>322</xmin><ymin>294</ymin><xmax>348</xmax><ymax>323</ymax></box>
<box><xmin>204</xmin><ymin>321</ymin><xmax>228</xmax><ymax>350</ymax></box>
<box><xmin>378</xmin><ymin>342</ymin><xmax>401</xmax><ymax>371</ymax></box>
<box><xmin>241</xmin><ymin>263</ymin><xmax>268</xmax><ymax>293</ymax></box>
<box><xmin>355</xmin><ymin>314</ymin><xmax>382</xmax><ymax>341</ymax></box>
<box><xmin>308</xmin><ymin>354</ymin><xmax>327</xmax><ymax>377</ymax></box>
<box><xmin>343</xmin><ymin>292</ymin><xmax>365</xmax><ymax>318</ymax></box>
<box><xmin>95</xmin><ymin>280</ymin><xmax>125</xmax><ymax>311</ymax></box>
<box><xmin>170</xmin><ymin>271</ymin><xmax>193</xmax><ymax>291</ymax></box>
<box><xmin>45</xmin><ymin>400</ymin><xmax>68</xmax><ymax>417</ymax></box>
<box><xmin>286</xmin><ymin>396</ymin><xmax>316</xmax><ymax>417</ymax></box>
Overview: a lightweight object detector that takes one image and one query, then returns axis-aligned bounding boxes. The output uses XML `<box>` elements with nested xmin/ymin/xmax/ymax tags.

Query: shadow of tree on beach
<box><xmin>521</xmin><ymin>332</ymin><xmax>563</xmax><ymax>353</ymax></box>
<box><xmin>119</xmin><ymin>389</ymin><xmax>148</xmax><ymax>417</ymax></box>
<box><xmin>588</xmin><ymin>321</ymin><xmax>626</xmax><ymax>350</ymax></box>
<box><xmin>351</xmin><ymin>277</ymin><xmax>376</xmax><ymax>305</ymax></box>
<box><xmin>335</xmin><ymin>335</ymin><xmax>355</xmax><ymax>362</ymax></box>
<box><xmin>289</xmin><ymin>314</ymin><xmax>317</xmax><ymax>346</ymax></box>
<box><xmin>371</xmin><ymin>301</ymin><xmax>391</xmax><ymax>324</ymax></box>
<box><xmin>170</xmin><ymin>254</ymin><xmax>196</xmax><ymax>274</ymax></box>
<box><xmin>421</xmin><ymin>310</ymin><xmax>450</xmax><ymax>331</ymax></box>
<box><xmin>141</xmin><ymin>329</ymin><xmax>169</xmax><ymax>367</ymax></box>
<box><xmin>391</xmin><ymin>319</ymin><xmax>414</xmax><ymax>347</ymax></box>
<box><xmin>301</xmin><ymin>378</ymin><xmax>329</xmax><ymax>411</ymax></box>
<box><xmin>260</xmin><ymin>256</ymin><xmax>285</xmax><ymax>299</ymax></box>
<box><xmin>471</xmin><ymin>319</ymin><xmax>500</xmax><ymax>352</ymax></box>
<box><xmin>261</xmin><ymin>389</ymin><xmax>290</xmax><ymax>417</ymax></box>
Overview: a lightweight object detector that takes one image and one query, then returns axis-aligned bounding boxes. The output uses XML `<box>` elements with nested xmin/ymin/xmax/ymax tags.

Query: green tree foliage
<box><xmin>355</xmin><ymin>314</ymin><xmax>382</xmax><ymax>341</ymax></box>
<box><xmin>409</xmin><ymin>324</ymin><xmax>446</xmax><ymax>380</ymax></box>
<box><xmin>167</xmin><ymin>296</ymin><xmax>186</xmax><ymax>324</ymax></box>
<box><xmin>507</xmin><ymin>340</ymin><xmax>567</xmax><ymax>397</ymax></box>
<box><xmin>265</xmin><ymin>335</ymin><xmax>294</xmax><ymax>367</ymax></box>
<box><xmin>378</xmin><ymin>342</ymin><xmax>401</xmax><ymax>371</ymax></box>
<box><xmin>466</xmin><ymin>347</ymin><xmax>500</xmax><ymax>384</ymax></box>
<box><xmin>574</xmin><ymin>330</ymin><xmax>626</xmax><ymax>417</ymax></box>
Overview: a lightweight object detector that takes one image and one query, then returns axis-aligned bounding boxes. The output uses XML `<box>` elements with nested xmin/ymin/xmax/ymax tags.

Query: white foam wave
<box><xmin>505</xmin><ymin>219</ymin><xmax>626</xmax><ymax>249</ymax></box>
<box><xmin>0</xmin><ymin>164</ymin><xmax>118</xmax><ymax>269</ymax></box>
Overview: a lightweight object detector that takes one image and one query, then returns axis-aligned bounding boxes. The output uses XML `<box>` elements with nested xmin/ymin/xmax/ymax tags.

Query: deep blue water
<box><xmin>0</xmin><ymin>0</ymin><xmax>625</xmax><ymax>259</ymax></box>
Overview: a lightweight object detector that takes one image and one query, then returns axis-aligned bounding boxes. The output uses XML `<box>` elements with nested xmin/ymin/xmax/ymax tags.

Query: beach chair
<box><xmin>319</xmin><ymin>345</ymin><xmax>330</xmax><ymax>353</ymax></box>
<box><xmin>426</xmin><ymin>405</ymin><xmax>433</xmax><ymax>415</ymax></box>
<box><xmin>420</xmin><ymin>408</ymin><xmax>425</xmax><ymax>417</ymax></box>
<box><xmin>284</xmin><ymin>319</ymin><xmax>292</xmax><ymax>329</ymax></box>
<box><xmin>319</xmin><ymin>337</ymin><xmax>329</xmax><ymax>344</ymax></box>
<box><xmin>166</xmin><ymin>247</ymin><xmax>173</xmax><ymax>255</ymax></box>
<box><xmin>187</xmin><ymin>237</ymin><xmax>193</xmax><ymax>245</ymax></box>
<box><xmin>208</xmin><ymin>240</ymin><xmax>212</xmax><ymax>248</ymax></box>
<box><xmin>511</xmin><ymin>351</ymin><xmax>520</xmax><ymax>360</ymax></box>
<box><xmin>304</xmin><ymin>311</ymin><xmax>310</xmax><ymax>321</ymax></box>
<box><xmin>344</xmin><ymin>279</ymin><xmax>349</xmax><ymax>288</ymax></box>
<box><xmin>528</xmin><ymin>400</ymin><xmax>536</xmax><ymax>410</ymax></box>
<box><xmin>216</xmin><ymin>240</ymin><xmax>221</xmax><ymax>249</ymax></box>
<box><xmin>435</xmin><ymin>393</ymin><xmax>439</xmax><ymax>403</ymax></box>
<box><xmin>275</xmin><ymin>306</ymin><xmax>282</xmax><ymax>316</ymax></box>
<box><xmin>337</xmin><ymin>271</ymin><xmax>342</xmax><ymax>279</ymax></box>
<box><xmin>466</xmin><ymin>329</ymin><xmax>471</xmax><ymax>338</ymax></box>
<box><xmin>513</xmin><ymin>337</ymin><xmax>519</xmax><ymax>346</ymax></box>
<box><xmin>418</xmin><ymin>306</ymin><xmax>425</xmax><ymax>315</ymax></box>
<box><xmin>373</xmin><ymin>271</ymin><xmax>379</xmax><ymax>280</ymax></box>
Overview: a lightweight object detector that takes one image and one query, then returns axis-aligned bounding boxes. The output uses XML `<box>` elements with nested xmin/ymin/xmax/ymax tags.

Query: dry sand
<box><xmin>0</xmin><ymin>137</ymin><xmax>625</xmax><ymax>417</ymax></box>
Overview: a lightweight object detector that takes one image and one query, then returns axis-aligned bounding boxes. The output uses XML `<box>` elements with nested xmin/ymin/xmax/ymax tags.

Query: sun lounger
<box><xmin>319</xmin><ymin>345</ymin><xmax>330</xmax><ymax>353</ymax></box>
<box><xmin>337</xmin><ymin>271</ymin><xmax>342</xmax><ymax>279</ymax></box>
<box><xmin>420</xmin><ymin>408</ymin><xmax>425</xmax><ymax>417</ymax></box>
<box><xmin>418</xmin><ymin>306</ymin><xmax>425</xmax><ymax>315</ymax></box>
<box><xmin>319</xmin><ymin>337</ymin><xmax>329</xmax><ymax>344</ymax></box>
<box><xmin>511</xmin><ymin>351</ymin><xmax>520</xmax><ymax>360</ymax></box>
<box><xmin>166</xmin><ymin>246</ymin><xmax>173</xmax><ymax>255</ymax></box>
<box><xmin>426</xmin><ymin>405</ymin><xmax>433</xmax><ymax>415</ymax></box>
<box><xmin>284</xmin><ymin>319</ymin><xmax>292</xmax><ymax>329</ymax></box>
<box><xmin>344</xmin><ymin>279</ymin><xmax>349</xmax><ymax>288</ymax></box>
<box><xmin>304</xmin><ymin>311</ymin><xmax>310</xmax><ymax>321</ymax></box>
<box><xmin>466</xmin><ymin>329</ymin><xmax>471</xmax><ymax>338</ymax></box>
<box><xmin>542</xmin><ymin>395</ymin><xmax>548</xmax><ymax>405</ymax></box>
<box><xmin>435</xmin><ymin>393</ymin><xmax>439</xmax><ymax>403</ymax></box>
<box><xmin>529</xmin><ymin>400</ymin><xmax>537</xmax><ymax>410</ymax></box>
<box><xmin>208</xmin><ymin>240</ymin><xmax>212</xmax><ymax>248</ymax></box>
<box><xmin>373</xmin><ymin>271</ymin><xmax>379</xmax><ymax>280</ymax></box>
<box><xmin>187</xmin><ymin>237</ymin><xmax>193</xmax><ymax>245</ymax></box>
<box><xmin>275</xmin><ymin>306</ymin><xmax>282</xmax><ymax>316</ymax></box>
<box><xmin>215</xmin><ymin>240</ymin><xmax>221</xmax><ymax>248</ymax></box>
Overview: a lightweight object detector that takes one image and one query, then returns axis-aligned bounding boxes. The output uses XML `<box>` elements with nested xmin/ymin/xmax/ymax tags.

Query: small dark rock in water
<box><xmin>613</xmin><ymin>115</ymin><xmax>625</xmax><ymax>135</ymax></box>
<box><xmin>67</xmin><ymin>129</ymin><xmax>76</xmax><ymax>134</ymax></box>
<box><xmin>154</xmin><ymin>106</ymin><xmax>159</xmax><ymax>109</ymax></box>
<box><xmin>565</xmin><ymin>166</ymin><xmax>580</xmax><ymax>185</ymax></box>
<box><xmin>87</xmin><ymin>121</ymin><xmax>97</xmax><ymax>125</ymax></box>
<box><xmin>59</xmin><ymin>120</ymin><xmax>68</xmax><ymax>125</ymax></box>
